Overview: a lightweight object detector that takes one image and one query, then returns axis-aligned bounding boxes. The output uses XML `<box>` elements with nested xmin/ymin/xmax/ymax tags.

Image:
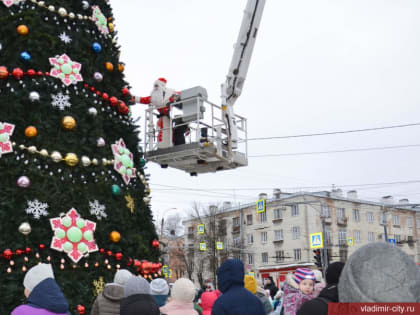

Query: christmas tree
<box><xmin>0</xmin><ymin>0</ymin><xmax>160</xmax><ymax>313</ymax></box>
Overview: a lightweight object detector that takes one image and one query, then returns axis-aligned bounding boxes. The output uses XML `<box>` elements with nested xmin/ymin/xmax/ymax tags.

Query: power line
<box><xmin>248</xmin><ymin>122</ymin><xmax>420</xmax><ymax>141</ymax></box>
<box><xmin>249</xmin><ymin>144</ymin><xmax>420</xmax><ymax>158</ymax></box>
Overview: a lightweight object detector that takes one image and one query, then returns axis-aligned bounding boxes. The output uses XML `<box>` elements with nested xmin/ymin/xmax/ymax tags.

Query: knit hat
<box><xmin>123</xmin><ymin>276</ymin><xmax>151</xmax><ymax>297</ymax></box>
<box><xmin>171</xmin><ymin>278</ymin><xmax>196</xmax><ymax>303</ymax></box>
<box><xmin>23</xmin><ymin>264</ymin><xmax>54</xmax><ymax>292</ymax></box>
<box><xmin>114</xmin><ymin>269</ymin><xmax>133</xmax><ymax>286</ymax></box>
<box><xmin>325</xmin><ymin>262</ymin><xmax>345</xmax><ymax>285</ymax></box>
<box><xmin>150</xmin><ymin>278</ymin><xmax>169</xmax><ymax>296</ymax></box>
<box><xmin>294</xmin><ymin>268</ymin><xmax>315</xmax><ymax>284</ymax></box>
<box><xmin>244</xmin><ymin>275</ymin><xmax>257</xmax><ymax>294</ymax></box>
<box><xmin>339</xmin><ymin>242</ymin><xmax>420</xmax><ymax>302</ymax></box>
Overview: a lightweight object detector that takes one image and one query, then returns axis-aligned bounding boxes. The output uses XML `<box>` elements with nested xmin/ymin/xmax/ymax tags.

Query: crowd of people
<box><xmin>10</xmin><ymin>242</ymin><xmax>420</xmax><ymax>315</ymax></box>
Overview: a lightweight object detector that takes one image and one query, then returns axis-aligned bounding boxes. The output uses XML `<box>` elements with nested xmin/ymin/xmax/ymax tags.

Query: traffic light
<box><xmin>313</xmin><ymin>249</ymin><xmax>322</xmax><ymax>268</ymax></box>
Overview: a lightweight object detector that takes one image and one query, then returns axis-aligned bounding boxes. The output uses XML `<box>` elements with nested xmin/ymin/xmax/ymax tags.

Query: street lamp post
<box><xmin>159</xmin><ymin>207</ymin><xmax>178</xmax><ymax>270</ymax></box>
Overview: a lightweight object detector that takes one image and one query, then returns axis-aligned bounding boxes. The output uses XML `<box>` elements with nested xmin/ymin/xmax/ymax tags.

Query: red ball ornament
<box><xmin>117</xmin><ymin>101</ymin><xmax>128</xmax><ymax>114</ymax></box>
<box><xmin>0</xmin><ymin>66</ymin><xmax>9</xmax><ymax>79</ymax></box>
<box><xmin>25</xmin><ymin>247</ymin><xmax>31</xmax><ymax>254</ymax></box>
<box><xmin>152</xmin><ymin>239</ymin><xmax>160</xmax><ymax>248</ymax></box>
<box><xmin>84</xmin><ymin>83</ymin><xmax>89</xmax><ymax>88</ymax></box>
<box><xmin>3</xmin><ymin>249</ymin><xmax>13</xmax><ymax>260</ymax></box>
<box><xmin>16</xmin><ymin>249</ymin><xmax>24</xmax><ymax>255</ymax></box>
<box><xmin>115</xmin><ymin>252</ymin><xmax>123</xmax><ymax>261</ymax></box>
<box><xmin>45</xmin><ymin>72</ymin><xmax>50</xmax><ymax>76</ymax></box>
<box><xmin>39</xmin><ymin>244</ymin><xmax>45</xmax><ymax>250</ymax></box>
<box><xmin>37</xmin><ymin>71</ymin><xmax>43</xmax><ymax>76</ymax></box>
<box><xmin>127</xmin><ymin>258</ymin><xmax>133</xmax><ymax>266</ymax></box>
<box><xmin>122</xmin><ymin>87</ymin><xmax>130</xmax><ymax>96</ymax></box>
<box><xmin>107</xmin><ymin>250</ymin><xmax>113</xmax><ymax>256</ymax></box>
<box><xmin>26</xmin><ymin>69</ymin><xmax>36</xmax><ymax>77</ymax></box>
<box><xmin>133</xmin><ymin>259</ymin><xmax>141</xmax><ymax>268</ymax></box>
<box><xmin>90</xmin><ymin>86</ymin><xmax>95</xmax><ymax>92</ymax></box>
<box><xmin>102</xmin><ymin>93</ymin><xmax>109</xmax><ymax>101</ymax></box>
<box><xmin>77</xmin><ymin>305</ymin><xmax>86</xmax><ymax>314</ymax></box>
<box><xmin>109</xmin><ymin>97</ymin><xmax>118</xmax><ymax>107</ymax></box>
<box><xmin>96</xmin><ymin>91</ymin><xmax>101</xmax><ymax>96</ymax></box>
<box><xmin>120</xmin><ymin>104</ymin><xmax>129</xmax><ymax>115</ymax></box>
<box><xmin>12</xmin><ymin>68</ymin><xmax>24</xmax><ymax>79</ymax></box>
<box><xmin>99</xmin><ymin>248</ymin><xmax>105</xmax><ymax>254</ymax></box>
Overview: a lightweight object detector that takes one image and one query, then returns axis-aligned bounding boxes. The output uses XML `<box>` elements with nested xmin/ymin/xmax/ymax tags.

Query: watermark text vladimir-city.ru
<box><xmin>361</xmin><ymin>304</ymin><xmax>416</xmax><ymax>314</ymax></box>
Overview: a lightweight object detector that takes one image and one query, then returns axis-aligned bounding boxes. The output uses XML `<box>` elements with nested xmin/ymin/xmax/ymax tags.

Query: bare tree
<box><xmin>163</xmin><ymin>213</ymin><xmax>184</xmax><ymax>237</ymax></box>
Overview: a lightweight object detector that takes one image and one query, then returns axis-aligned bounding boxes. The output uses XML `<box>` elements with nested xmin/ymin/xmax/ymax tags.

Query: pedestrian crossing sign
<box><xmin>164</xmin><ymin>269</ymin><xmax>173</xmax><ymax>278</ymax></box>
<box><xmin>200</xmin><ymin>242</ymin><xmax>207</xmax><ymax>251</ymax></box>
<box><xmin>162</xmin><ymin>265</ymin><xmax>168</xmax><ymax>275</ymax></box>
<box><xmin>248</xmin><ymin>272</ymin><xmax>255</xmax><ymax>277</ymax></box>
<box><xmin>256</xmin><ymin>199</ymin><xmax>266</xmax><ymax>213</ymax></box>
<box><xmin>310</xmin><ymin>232</ymin><xmax>323</xmax><ymax>249</ymax></box>
<box><xmin>216</xmin><ymin>241</ymin><xmax>224</xmax><ymax>250</ymax></box>
<box><xmin>347</xmin><ymin>237</ymin><xmax>354</xmax><ymax>246</ymax></box>
<box><xmin>197</xmin><ymin>224</ymin><xmax>205</xmax><ymax>234</ymax></box>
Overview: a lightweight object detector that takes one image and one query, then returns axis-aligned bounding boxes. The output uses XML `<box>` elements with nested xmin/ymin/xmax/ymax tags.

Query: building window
<box><xmin>395</xmin><ymin>234</ymin><xmax>401</xmax><ymax>243</ymax></box>
<box><xmin>354</xmin><ymin>230</ymin><xmax>361</xmax><ymax>242</ymax></box>
<box><xmin>321</xmin><ymin>205</ymin><xmax>330</xmax><ymax>218</ymax></box>
<box><xmin>368</xmin><ymin>232</ymin><xmax>374</xmax><ymax>242</ymax></box>
<box><xmin>273</xmin><ymin>208</ymin><xmax>283</xmax><ymax>220</ymax></box>
<box><xmin>262</xmin><ymin>252</ymin><xmax>268</xmax><ymax>264</ymax></box>
<box><xmin>367</xmin><ymin>212</ymin><xmax>374</xmax><ymax>224</ymax></box>
<box><xmin>294</xmin><ymin>249</ymin><xmax>301</xmax><ymax>261</ymax></box>
<box><xmin>337</xmin><ymin>208</ymin><xmax>345</xmax><ymax>219</ymax></box>
<box><xmin>248</xmin><ymin>253</ymin><xmax>254</xmax><ymax>265</ymax></box>
<box><xmin>338</xmin><ymin>229</ymin><xmax>347</xmax><ymax>245</ymax></box>
<box><xmin>339</xmin><ymin>248</ymin><xmax>348</xmax><ymax>262</ymax></box>
<box><xmin>261</xmin><ymin>231</ymin><xmax>268</xmax><ymax>244</ymax></box>
<box><xmin>407</xmin><ymin>216</ymin><xmax>412</xmax><ymax>228</ymax></box>
<box><xmin>232</xmin><ymin>217</ymin><xmax>240</xmax><ymax>227</ymax></box>
<box><xmin>274</xmin><ymin>230</ymin><xmax>283</xmax><ymax>241</ymax></box>
<box><xmin>188</xmin><ymin>226</ymin><xmax>194</xmax><ymax>234</ymax></box>
<box><xmin>325</xmin><ymin>227</ymin><xmax>332</xmax><ymax>245</ymax></box>
<box><xmin>233</xmin><ymin>252</ymin><xmax>241</xmax><ymax>260</ymax></box>
<box><xmin>246</xmin><ymin>214</ymin><xmax>253</xmax><ymax>225</ymax></box>
<box><xmin>392</xmin><ymin>215</ymin><xmax>400</xmax><ymax>226</ymax></box>
<box><xmin>380</xmin><ymin>212</ymin><xmax>387</xmax><ymax>225</ymax></box>
<box><xmin>260</xmin><ymin>211</ymin><xmax>267</xmax><ymax>223</ymax></box>
<box><xmin>276</xmin><ymin>250</ymin><xmax>284</xmax><ymax>263</ymax></box>
<box><xmin>233</xmin><ymin>237</ymin><xmax>241</xmax><ymax>248</ymax></box>
<box><xmin>292</xmin><ymin>226</ymin><xmax>300</xmax><ymax>240</ymax></box>
<box><xmin>353</xmin><ymin>209</ymin><xmax>360</xmax><ymax>222</ymax></box>
<box><xmin>291</xmin><ymin>205</ymin><xmax>299</xmax><ymax>217</ymax></box>
<box><xmin>247</xmin><ymin>234</ymin><xmax>254</xmax><ymax>245</ymax></box>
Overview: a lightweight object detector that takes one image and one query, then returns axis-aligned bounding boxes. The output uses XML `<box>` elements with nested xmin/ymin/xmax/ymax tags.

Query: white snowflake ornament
<box><xmin>0</xmin><ymin>122</ymin><xmax>15</xmax><ymax>157</ymax></box>
<box><xmin>51</xmin><ymin>92</ymin><xmax>71</xmax><ymax>110</ymax></box>
<box><xmin>50</xmin><ymin>208</ymin><xmax>98</xmax><ymax>263</ymax></box>
<box><xmin>25</xmin><ymin>199</ymin><xmax>49</xmax><ymax>219</ymax></box>
<box><xmin>58</xmin><ymin>32</ymin><xmax>72</xmax><ymax>44</ymax></box>
<box><xmin>49</xmin><ymin>54</ymin><xmax>83</xmax><ymax>86</ymax></box>
<box><xmin>89</xmin><ymin>200</ymin><xmax>107</xmax><ymax>220</ymax></box>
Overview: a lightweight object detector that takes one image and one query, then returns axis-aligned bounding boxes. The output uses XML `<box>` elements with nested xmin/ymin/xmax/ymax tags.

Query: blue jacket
<box><xmin>212</xmin><ymin>259</ymin><xmax>265</xmax><ymax>315</ymax></box>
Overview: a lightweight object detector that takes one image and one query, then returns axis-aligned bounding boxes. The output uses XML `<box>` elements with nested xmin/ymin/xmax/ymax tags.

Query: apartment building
<box><xmin>183</xmin><ymin>189</ymin><xmax>420</xmax><ymax>286</ymax></box>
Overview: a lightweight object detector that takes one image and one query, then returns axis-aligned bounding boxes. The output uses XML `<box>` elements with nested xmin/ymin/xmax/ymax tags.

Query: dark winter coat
<box><xmin>11</xmin><ymin>278</ymin><xmax>70</xmax><ymax>315</ymax></box>
<box><xmin>120</xmin><ymin>293</ymin><xmax>160</xmax><ymax>315</ymax></box>
<box><xmin>90</xmin><ymin>283</ymin><xmax>124</xmax><ymax>315</ymax></box>
<box><xmin>297</xmin><ymin>284</ymin><xmax>339</xmax><ymax>315</ymax></box>
<box><xmin>211</xmin><ymin>259</ymin><xmax>265</xmax><ymax>315</ymax></box>
<box><xmin>264</xmin><ymin>276</ymin><xmax>278</xmax><ymax>299</ymax></box>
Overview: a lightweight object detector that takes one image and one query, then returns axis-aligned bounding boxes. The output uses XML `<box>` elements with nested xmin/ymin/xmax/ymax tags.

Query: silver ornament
<box><xmin>18</xmin><ymin>222</ymin><xmax>32</xmax><ymax>235</ymax></box>
<box><xmin>27</xmin><ymin>146</ymin><xmax>37</xmax><ymax>154</ymax></box>
<box><xmin>93</xmin><ymin>72</ymin><xmax>103</xmax><ymax>82</ymax></box>
<box><xmin>29</xmin><ymin>91</ymin><xmax>40</xmax><ymax>102</ymax></box>
<box><xmin>17</xmin><ymin>176</ymin><xmax>30</xmax><ymax>188</ymax></box>
<box><xmin>51</xmin><ymin>151</ymin><xmax>63</xmax><ymax>163</ymax></box>
<box><xmin>88</xmin><ymin>107</ymin><xmax>98</xmax><ymax>116</ymax></box>
<box><xmin>58</xmin><ymin>7</ymin><xmax>67</xmax><ymax>17</ymax></box>
<box><xmin>48</xmin><ymin>5</ymin><xmax>55</xmax><ymax>12</ymax></box>
<box><xmin>97</xmin><ymin>137</ymin><xmax>105</xmax><ymax>147</ymax></box>
<box><xmin>82</xmin><ymin>1</ymin><xmax>90</xmax><ymax>10</ymax></box>
<box><xmin>81</xmin><ymin>156</ymin><xmax>91</xmax><ymax>167</ymax></box>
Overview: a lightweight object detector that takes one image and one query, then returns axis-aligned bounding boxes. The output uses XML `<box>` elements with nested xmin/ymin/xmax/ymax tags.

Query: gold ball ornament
<box><xmin>18</xmin><ymin>222</ymin><xmax>31</xmax><ymax>235</ymax></box>
<box><xmin>109</xmin><ymin>231</ymin><xmax>121</xmax><ymax>243</ymax></box>
<box><xmin>62</xmin><ymin>116</ymin><xmax>76</xmax><ymax>130</ymax></box>
<box><xmin>25</xmin><ymin>126</ymin><xmax>38</xmax><ymax>138</ymax></box>
<box><xmin>118</xmin><ymin>63</ymin><xmax>125</xmax><ymax>72</ymax></box>
<box><xmin>17</xmin><ymin>25</ymin><xmax>29</xmax><ymax>36</ymax></box>
<box><xmin>105</xmin><ymin>62</ymin><xmax>114</xmax><ymax>72</ymax></box>
<box><xmin>64</xmin><ymin>153</ymin><xmax>79</xmax><ymax>167</ymax></box>
<box><xmin>108</xmin><ymin>23</ymin><xmax>114</xmax><ymax>32</ymax></box>
<box><xmin>50</xmin><ymin>151</ymin><xmax>63</xmax><ymax>163</ymax></box>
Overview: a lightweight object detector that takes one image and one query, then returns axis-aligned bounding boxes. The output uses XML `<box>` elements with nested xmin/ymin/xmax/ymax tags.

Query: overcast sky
<box><xmin>111</xmin><ymin>0</ymin><xmax>420</xmax><ymax>221</ymax></box>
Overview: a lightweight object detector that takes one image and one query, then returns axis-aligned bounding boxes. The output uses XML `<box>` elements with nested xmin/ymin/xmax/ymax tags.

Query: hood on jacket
<box><xmin>152</xmin><ymin>294</ymin><xmax>168</xmax><ymax>307</ymax></box>
<box><xmin>200</xmin><ymin>291</ymin><xmax>218</xmax><ymax>311</ymax></box>
<box><xmin>27</xmin><ymin>278</ymin><xmax>69</xmax><ymax>314</ymax></box>
<box><xmin>217</xmin><ymin>259</ymin><xmax>244</xmax><ymax>293</ymax></box>
<box><xmin>160</xmin><ymin>300</ymin><xmax>198</xmax><ymax>315</ymax></box>
<box><xmin>120</xmin><ymin>294</ymin><xmax>160</xmax><ymax>315</ymax></box>
<box><xmin>102</xmin><ymin>283</ymin><xmax>124</xmax><ymax>302</ymax></box>
<box><xmin>285</xmin><ymin>273</ymin><xmax>299</xmax><ymax>290</ymax></box>
<box><xmin>318</xmin><ymin>284</ymin><xmax>339</xmax><ymax>303</ymax></box>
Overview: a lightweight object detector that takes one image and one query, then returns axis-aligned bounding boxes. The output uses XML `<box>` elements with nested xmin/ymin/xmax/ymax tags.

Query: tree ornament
<box><xmin>17</xmin><ymin>176</ymin><xmax>30</xmax><ymax>188</ymax></box>
<box><xmin>111</xmin><ymin>138</ymin><xmax>136</xmax><ymax>184</ymax></box>
<box><xmin>88</xmin><ymin>107</ymin><xmax>98</xmax><ymax>116</ymax></box>
<box><xmin>0</xmin><ymin>122</ymin><xmax>15</xmax><ymax>157</ymax></box>
<box><xmin>27</xmin><ymin>69</ymin><xmax>36</xmax><ymax>77</ymax></box>
<box><xmin>102</xmin><ymin>93</ymin><xmax>109</xmax><ymax>101</ymax></box>
<box><xmin>2</xmin><ymin>0</ymin><xmax>24</xmax><ymax>8</ymax></box>
<box><xmin>29</xmin><ymin>91</ymin><xmax>40</xmax><ymax>102</ymax></box>
<box><xmin>139</xmin><ymin>158</ymin><xmax>146</xmax><ymax>168</ymax></box>
<box><xmin>125</xmin><ymin>194</ymin><xmax>134</xmax><ymax>214</ymax></box>
<box><xmin>64</xmin><ymin>153</ymin><xmax>79</xmax><ymax>166</ymax></box>
<box><xmin>81</xmin><ymin>156</ymin><xmax>91</xmax><ymax>167</ymax></box>
<box><xmin>89</xmin><ymin>200</ymin><xmax>107</xmax><ymax>220</ymax></box>
<box><xmin>122</xmin><ymin>87</ymin><xmax>130</xmax><ymax>96</ymax></box>
<box><xmin>17</xmin><ymin>25</ymin><xmax>29</xmax><ymax>36</ymax></box>
<box><xmin>18</xmin><ymin>222</ymin><xmax>31</xmax><ymax>235</ymax></box>
<box><xmin>12</xmin><ymin>68</ymin><xmax>24</xmax><ymax>79</ymax></box>
<box><xmin>117</xmin><ymin>101</ymin><xmax>129</xmax><ymax>114</ymax></box>
<box><xmin>51</xmin><ymin>92</ymin><xmax>71</xmax><ymax>110</ymax></box>
<box><xmin>77</xmin><ymin>305</ymin><xmax>86</xmax><ymax>315</ymax></box>
<box><xmin>97</xmin><ymin>137</ymin><xmax>105</xmax><ymax>147</ymax></box>
<box><xmin>109</xmin><ymin>97</ymin><xmax>118</xmax><ymax>107</ymax></box>
<box><xmin>115</xmin><ymin>252</ymin><xmax>123</xmax><ymax>261</ymax></box>
<box><xmin>152</xmin><ymin>239</ymin><xmax>159</xmax><ymax>248</ymax></box>
<box><xmin>0</xmin><ymin>66</ymin><xmax>9</xmax><ymax>79</ymax></box>
<box><xmin>49</xmin><ymin>53</ymin><xmax>83</xmax><ymax>86</ymax></box>
<box><xmin>91</xmin><ymin>5</ymin><xmax>109</xmax><ymax>34</ymax></box>
<box><xmin>92</xmin><ymin>42</ymin><xmax>102</xmax><ymax>53</ymax></box>
<box><xmin>105</xmin><ymin>62</ymin><xmax>113</xmax><ymax>72</ymax></box>
<box><xmin>57</xmin><ymin>7</ymin><xmax>67</xmax><ymax>17</ymax></box>
<box><xmin>50</xmin><ymin>151</ymin><xmax>63</xmax><ymax>163</ymax></box>
<box><xmin>62</xmin><ymin>116</ymin><xmax>76</xmax><ymax>130</ymax></box>
<box><xmin>20</xmin><ymin>51</ymin><xmax>31</xmax><ymax>61</ymax></box>
<box><xmin>93</xmin><ymin>72</ymin><xmax>103</xmax><ymax>82</ymax></box>
<box><xmin>82</xmin><ymin>1</ymin><xmax>89</xmax><ymax>10</ymax></box>
<box><xmin>50</xmin><ymin>208</ymin><xmax>98</xmax><ymax>263</ymax></box>
<box><xmin>93</xmin><ymin>277</ymin><xmax>105</xmax><ymax>296</ymax></box>
<box><xmin>3</xmin><ymin>249</ymin><xmax>13</xmax><ymax>260</ymax></box>
<box><xmin>59</xmin><ymin>32</ymin><xmax>72</xmax><ymax>44</ymax></box>
<box><xmin>109</xmin><ymin>231</ymin><xmax>121</xmax><ymax>243</ymax></box>
<box><xmin>108</xmin><ymin>23</ymin><xmax>115</xmax><ymax>33</ymax></box>
<box><xmin>25</xmin><ymin>199</ymin><xmax>49</xmax><ymax>219</ymax></box>
<box><xmin>111</xmin><ymin>184</ymin><xmax>121</xmax><ymax>195</ymax></box>
<box><xmin>25</xmin><ymin>126</ymin><xmax>38</xmax><ymax>138</ymax></box>
<box><xmin>118</xmin><ymin>63</ymin><xmax>125</xmax><ymax>72</ymax></box>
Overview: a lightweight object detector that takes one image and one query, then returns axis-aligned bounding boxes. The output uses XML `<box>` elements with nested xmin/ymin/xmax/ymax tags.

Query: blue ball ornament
<box><xmin>20</xmin><ymin>51</ymin><xmax>31</xmax><ymax>61</ymax></box>
<box><xmin>111</xmin><ymin>184</ymin><xmax>121</xmax><ymax>195</ymax></box>
<box><xmin>92</xmin><ymin>42</ymin><xmax>102</xmax><ymax>53</ymax></box>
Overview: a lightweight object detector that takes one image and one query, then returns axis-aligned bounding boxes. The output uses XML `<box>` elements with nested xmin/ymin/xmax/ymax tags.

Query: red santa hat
<box><xmin>157</xmin><ymin>77</ymin><xmax>167</xmax><ymax>84</ymax></box>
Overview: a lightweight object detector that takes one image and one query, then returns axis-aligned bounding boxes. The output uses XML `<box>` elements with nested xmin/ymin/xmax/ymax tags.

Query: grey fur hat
<box><xmin>124</xmin><ymin>276</ymin><xmax>151</xmax><ymax>297</ymax></box>
<box><xmin>338</xmin><ymin>242</ymin><xmax>420</xmax><ymax>302</ymax></box>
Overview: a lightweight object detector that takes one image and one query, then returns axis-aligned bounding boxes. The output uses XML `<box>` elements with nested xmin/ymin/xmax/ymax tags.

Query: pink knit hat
<box><xmin>294</xmin><ymin>268</ymin><xmax>316</xmax><ymax>284</ymax></box>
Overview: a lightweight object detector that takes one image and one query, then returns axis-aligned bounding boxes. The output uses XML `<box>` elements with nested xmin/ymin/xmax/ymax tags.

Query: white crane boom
<box><xmin>222</xmin><ymin>0</ymin><xmax>266</xmax><ymax>149</ymax></box>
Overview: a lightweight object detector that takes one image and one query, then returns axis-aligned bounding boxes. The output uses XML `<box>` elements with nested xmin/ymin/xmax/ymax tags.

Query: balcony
<box><xmin>273</xmin><ymin>238</ymin><xmax>284</xmax><ymax>244</ymax></box>
<box><xmin>272</xmin><ymin>217</ymin><xmax>283</xmax><ymax>223</ymax></box>
<box><xmin>232</xmin><ymin>225</ymin><xmax>240</xmax><ymax>234</ymax></box>
<box><xmin>337</xmin><ymin>217</ymin><xmax>348</xmax><ymax>226</ymax></box>
<box><xmin>187</xmin><ymin>233</ymin><xmax>194</xmax><ymax>240</ymax></box>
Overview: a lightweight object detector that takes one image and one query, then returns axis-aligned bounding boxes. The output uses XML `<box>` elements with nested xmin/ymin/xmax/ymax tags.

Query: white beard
<box><xmin>150</xmin><ymin>85</ymin><xmax>175</xmax><ymax>108</ymax></box>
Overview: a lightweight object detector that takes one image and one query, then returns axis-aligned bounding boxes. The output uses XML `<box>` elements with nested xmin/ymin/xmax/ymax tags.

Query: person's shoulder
<box><xmin>297</xmin><ymin>297</ymin><xmax>328</xmax><ymax>315</ymax></box>
<box><xmin>11</xmin><ymin>305</ymin><xmax>32</xmax><ymax>315</ymax></box>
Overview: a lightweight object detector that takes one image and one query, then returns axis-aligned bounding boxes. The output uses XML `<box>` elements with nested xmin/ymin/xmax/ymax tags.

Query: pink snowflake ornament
<box><xmin>50</xmin><ymin>208</ymin><xmax>98</xmax><ymax>263</ymax></box>
<box><xmin>0</xmin><ymin>122</ymin><xmax>15</xmax><ymax>157</ymax></box>
<box><xmin>2</xmin><ymin>0</ymin><xmax>24</xmax><ymax>8</ymax></box>
<box><xmin>91</xmin><ymin>5</ymin><xmax>109</xmax><ymax>35</ymax></box>
<box><xmin>111</xmin><ymin>138</ymin><xmax>136</xmax><ymax>185</ymax></box>
<box><xmin>49</xmin><ymin>54</ymin><xmax>83</xmax><ymax>86</ymax></box>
